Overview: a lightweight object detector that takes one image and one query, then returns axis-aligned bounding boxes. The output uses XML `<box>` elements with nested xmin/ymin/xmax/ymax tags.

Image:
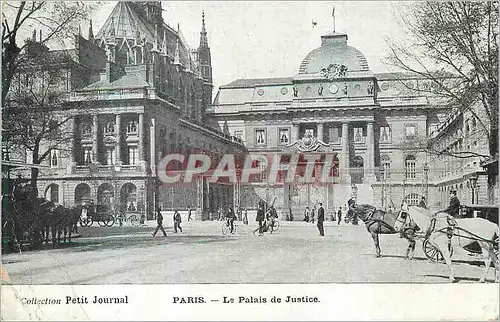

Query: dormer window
<box><xmin>127</xmin><ymin>120</ymin><xmax>138</xmax><ymax>134</ymax></box>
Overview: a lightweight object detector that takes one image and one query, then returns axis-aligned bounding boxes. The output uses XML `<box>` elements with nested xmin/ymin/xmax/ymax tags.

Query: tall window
<box><xmin>278</xmin><ymin>128</ymin><xmax>290</xmax><ymax>145</ymax></box>
<box><xmin>50</xmin><ymin>150</ymin><xmax>58</xmax><ymax>166</ymax></box>
<box><xmin>127</xmin><ymin>120</ymin><xmax>138</xmax><ymax>134</ymax></box>
<box><xmin>128</xmin><ymin>146</ymin><xmax>138</xmax><ymax>165</ymax></box>
<box><xmin>353</xmin><ymin>127</ymin><xmax>364</xmax><ymax>143</ymax></box>
<box><xmin>105</xmin><ymin>147</ymin><xmax>116</xmax><ymax>165</ymax></box>
<box><xmin>380</xmin><ymin>155</ymin><xmax>391</xmax><ymax>180</ymax></box>
<box><xmin>405</xmin><ymin>155</ymin><xmax>416</xmax><ymax>179</ymax></box>
<box><xmin>83</xmin><ymin>147</ymin><xmax>92</xmax><ymax>165</ymax></box>
<box><xmin>304</xmin><ymin>128</ymin><xmax>315</xmax><ymax>137</ymax></box>
<box><xmin>379</xmin><ymin>126</ymin><xmax>391</xmax><ymax>143</ymax></box>
<box><xmin>329</xmin><ymin>127</ymin><xmax>340</xmax><ymax>143</ymax></box>
<box><xmin>255</xmin><ymin>129</ymin><xmax>266</xmax><ymax>146</ymax></box>
<box><xmin>405</xmin><ymin>124</ymin><xmax>417</xmax><ymax>138</ymax></box>
<box><xmin>81</xmin><ymin>123</ymin><xmax>91</xmax><ymax>136</ymax></box>
<box><xmin>404</xmin><ymin>193</ymin><xmax>420</xmax><ymax>206</ymax></box>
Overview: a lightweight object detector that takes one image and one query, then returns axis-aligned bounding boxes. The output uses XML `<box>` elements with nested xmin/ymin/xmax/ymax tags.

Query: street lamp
<box><xmin>423</xmin><ymin>163</ymin><xmax>429</xmax><ymax>201</ymax></box>
<box><xmin>468</xmin><ymin>174</ymin><xmax>478</xmax><ymax>204</ymax></box>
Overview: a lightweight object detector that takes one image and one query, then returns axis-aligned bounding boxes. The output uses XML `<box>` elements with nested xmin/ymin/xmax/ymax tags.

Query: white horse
<box><xmin>394</xmin><ymin>206</ymin><xmax>499</xmax><ymax>283</ymax></box>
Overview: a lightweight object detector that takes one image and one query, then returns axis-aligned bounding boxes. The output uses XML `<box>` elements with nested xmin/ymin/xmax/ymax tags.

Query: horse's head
<box><xmin>394</xmin><ymin>210</ymin><xmax>410</xmax><ymax>232</ymax></box>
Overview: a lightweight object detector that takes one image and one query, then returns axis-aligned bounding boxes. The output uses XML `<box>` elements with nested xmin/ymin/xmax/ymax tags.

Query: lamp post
<box><xmin>468</xmin><ymin>174</ymin><xmax>478</xmax><ymax>204</ymax></box>
<box><xmin>423</xmin><ymin>163</ymin><xmax>429</xmax><ymax>201</ymax></box>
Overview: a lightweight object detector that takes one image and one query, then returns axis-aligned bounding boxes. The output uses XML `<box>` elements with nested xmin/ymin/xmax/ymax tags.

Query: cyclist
<box><xmin>266</xmin><ymin>205</ymin><xmax>278</xmax><ymax>233</ymax></box>
<box><xmin>225</xmin><ymin>207</ymin><xmax>236</xmax><ymax>233</ymax></box>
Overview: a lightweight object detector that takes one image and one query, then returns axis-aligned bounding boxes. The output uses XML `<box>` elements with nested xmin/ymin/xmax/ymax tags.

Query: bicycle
<box><xmin>221</xmin><ymin>218</ymin><xmax>237</xmax><ymax>235</ymax></box>
<box><xmin>115</xmin><ymin>213</ymin><xmax>141</xmax><ymax>227</ymax></box>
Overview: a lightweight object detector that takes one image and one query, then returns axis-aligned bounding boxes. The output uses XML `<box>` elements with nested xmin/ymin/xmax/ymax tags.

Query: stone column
<box><xmin>115</xmin><ymin>114</ymin><xmax>121</xmax><ymax>164</ymax></box>
<box><xmin>138</xmin><ymin>113</ymin><xmax>145</xmax><ymax>161</ymax></box>
<box><xmin>365</xmin><ymin>122</ymin><xmax>376</xmax><ymax>182</ymax></box>
<box><xmin>341</xmin><ymin>122</ymin><xmax>350</xmax><ymax>184</ymax></box>
<box><xmin>92</xmin><ymin>114</ymin><xmax>99</xmax><ymax>164</ymax></box>
<box><xmin>317</xmin><ymin>122</ymin><xmax>324</xmax><ymax>142</ymax></box>
<box><xmin>292</xmin><ymin>123</ymin><xmax>300</xmax><ymax>142</ymax></box>
<box><xmin>150</xmin><ymin>118</ymin><xmax>156</xmax><ymax>173</ymax></box>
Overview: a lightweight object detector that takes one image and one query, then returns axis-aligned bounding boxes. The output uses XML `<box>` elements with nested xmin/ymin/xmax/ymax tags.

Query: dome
<box><xmin>298</xmin><ymin>33</ymin><xmax>369</xmax><ymax>74</ymax></box>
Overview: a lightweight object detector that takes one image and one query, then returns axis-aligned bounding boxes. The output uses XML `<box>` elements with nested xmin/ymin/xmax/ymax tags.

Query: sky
<box><xmin>91</xmin><ymin>1</ymin><xmax>408</xmax><ymax>91</ymax></box>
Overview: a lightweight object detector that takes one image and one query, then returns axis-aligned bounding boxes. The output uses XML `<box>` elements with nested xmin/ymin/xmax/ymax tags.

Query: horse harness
<box><xmin>364</xmin><ymin>210</ymin><xmax>396</xmax><ymax>234</ymax></box>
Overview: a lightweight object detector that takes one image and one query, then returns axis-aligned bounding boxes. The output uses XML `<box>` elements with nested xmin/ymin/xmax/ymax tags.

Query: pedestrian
<box><xmin>289</xmin><ymin>208</ymin><xmax>294</xmax><ymax>221</ymax></box>
<box><xmin>303</xmin><ymin>206</ymin><xmax>310</xmax><ymax>222</ymax></box>
<box><xmin>225</xmin><ymin>206</ymin><xmax>236</xmax><ymax>233</ymax></box>
<box><xmin>418</xmin><ymin>196</ymin><xmax>427</xmax><ymax>209</ymax></box>
<box><xmin>337</xmin><ymin>206</ymin><xmax>342</xmax><ymax>225</ymax></box>
<box><xmin>173</xmin><ymin>210</ymin><xmax>182</xmax><ymax>233</ymax></box>
<box><xmin>187</xmin><ymin>206</ymin><xmax>193</xmax><ymax>221</ymax></box>
<box><xmin>152</xmin><ymin>207</ymin><xmax>167</xmax><ymax>237</ymax></box>
<box><xmin>317</xmin><ymin>203</ymin><xmax>325</xmax><ymax>236</ymax></box>
<box><xmin>253</xmin><ymin>201</ymin><xmax>265</xmax><ymax>236</ymax></box>
<box><xmin>243</xmin><ymin>208</ymin><xmax>248</xmax><ymax>225</ymax></box>
<box><xmin>310</xmin><ymin>207</ymin><xmax>316</xmax><ymax>223</ymax></box>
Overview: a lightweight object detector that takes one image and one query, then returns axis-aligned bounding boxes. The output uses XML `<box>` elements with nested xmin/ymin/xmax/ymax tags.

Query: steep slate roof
<box><xmin>95</xmin><ymin>2</ymin><xmax>194</xmax><ymax>68</ymax></box>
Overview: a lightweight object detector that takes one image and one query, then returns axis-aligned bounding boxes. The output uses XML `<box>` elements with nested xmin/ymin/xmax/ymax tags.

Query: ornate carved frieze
<box><xmin>319</xmin><ymin>63</ymin><xmax>348</xmax><ymax>80</ymax></box>
<box><xmin>286</xmin><ymin>132</ymin><xmax>333</xmax><ymax>153</ymax></box>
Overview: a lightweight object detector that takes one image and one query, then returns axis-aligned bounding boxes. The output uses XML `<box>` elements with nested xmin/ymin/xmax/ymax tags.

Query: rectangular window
<box><xmin>330</xmin><ymin>127</ymin><xmax>340</xmax><ymax>143</ymax></box>
<box><xmin>278</xmin><ymin>128</ymin><xmax>290</xmax><ymax>145</ymax></box>
<box><xmin>353</xmin><ymin>127</ymin><xmax>364</xmax><ymax>143</ymax></box>
<box><xmin>304</xmin><ymin>128</ymin><xmax>315</xmax><ymax>138</ymax></box>
<box><xmin>405</xmin><ymin>124</ymin><xmax>417</xmax><ymax>138</ymax></box>
<box><xmin>255</xmin><ymin>129</ymin><xmax>266</xmax><ymax>146</ymax></box>
<box><xmin>105</xmin><ymin>147</ymin><xmax>116</xmax><ymax>165</ymax></box>
<box><xmin>50</xmin><ymin>150</ymin><xmax>58</xmax><ymax>167</ymax></box>
<box><xmin>379</xmin><ymin>126</ymin><xmax>391</xmax><ymax>143</ymax></box>
<box><xmin>128</xmin><ymin>146</ymin><xmax>138</xmax><ymax>165</ymax></box>
<box><xmin>83</xmin><ymin>147</ymin><xmax>92</xmax><ymax>165</ymax></box>
<box><xmin>381</xmin><ymin>162</ymin><xmax>391</xmax><ymax>180</ymax></box>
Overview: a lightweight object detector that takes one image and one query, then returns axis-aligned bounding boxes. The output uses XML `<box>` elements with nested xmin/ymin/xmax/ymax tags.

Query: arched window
<box><xmin>405</xmin><ymin>155</ymin><xmax>416</xmax><ymax>179</ymax></box>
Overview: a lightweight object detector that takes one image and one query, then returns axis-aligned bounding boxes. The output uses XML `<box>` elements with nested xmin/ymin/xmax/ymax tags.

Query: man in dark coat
<box><xmin>225</xmin><ymin>207</ymin><xmax>236</xmax><ymax>233</ymax></box>
<box><xmin>152</xmin><ymin>207</ymin><xmax>167</xmax><ymax>237</ymax></box>
<box><xmin>173</xmin><ymin>210</ymin><xmax>182</xmax><ymax>233</ymax></box>
<box><xmin>418</xmin><ymin>196</ymin><xmax>427</xmax><ymax>209</ymax></box>
<box><xmin>317</xmin><ymin>203</ymin><xmax>325</xmax><ymax>236</ymax></box>
<box><xmin>337</xmin><ymin>206</ymin><xmax>342</xmax><ymax>225</ymax></box>
<box><xmin>444</xmin><ymin>190</ymin><xmax>461</xmax><ymax>217</ymax></box>
<box><xmin>253</xmin><ymin>201</ymin><xmax>265</xmax><ymax>236</ymax></box>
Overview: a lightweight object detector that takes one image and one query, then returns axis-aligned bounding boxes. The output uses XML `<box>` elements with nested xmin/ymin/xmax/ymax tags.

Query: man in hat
<box><xmin>152</xmin><ymin>207</ymin><xmax>167</xmax><ymax>237</ymax></box>
<box><xmin>317</xmin><ymin>203</ymin><xmax>325</xmax><ymax>236</ymax></box>
<box><xmin>444</xmin><ymin>190</ymin><xmax>461</xmax><ymax>218</ymax></box>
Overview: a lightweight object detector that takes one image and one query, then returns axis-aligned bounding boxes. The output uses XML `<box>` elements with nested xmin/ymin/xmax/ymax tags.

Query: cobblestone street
<box><xmin>2</xmin><ymin>220</ymin><xmax>497</xmax><ymax>284</ymax></box>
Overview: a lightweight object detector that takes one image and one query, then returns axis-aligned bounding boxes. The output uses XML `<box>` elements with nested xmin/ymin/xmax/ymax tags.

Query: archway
<box><xmin>97</xmin><ymin>183</ymin><xmax>114</xmax><ymax>212</ymax></box>
<box><xmin>74</xmin><ymin>183</ymin><xmax>91</xmax><ymax>205</ymax></box>
<box><xmin>120</xmin><ymin>183</ymin><xmax>137</xmax><ymax>212</ymax></box>
<box><xmin>45</xmin><ymin>184</ymin><xmax>59</xmax><ymax>203</ymax></box>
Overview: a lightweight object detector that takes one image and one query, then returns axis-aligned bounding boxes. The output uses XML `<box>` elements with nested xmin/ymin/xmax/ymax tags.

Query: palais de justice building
<box><xmin>209</xmin><ymin>27</ymin><xmax>459</xmax><ymax>217</ymax></box>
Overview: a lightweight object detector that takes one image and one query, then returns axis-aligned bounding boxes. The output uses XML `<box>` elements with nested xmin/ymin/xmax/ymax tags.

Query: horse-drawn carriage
<box><xmin>79</xmin><ymin>200</ymin><xmax>116</xmax><ymax>227</ymax></box>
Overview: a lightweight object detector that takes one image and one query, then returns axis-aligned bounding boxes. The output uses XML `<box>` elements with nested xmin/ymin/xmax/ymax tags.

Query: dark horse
<box><xmin>348</xmin><ymin>199</ymin><xmax>419</xmax><ymax>258</ymax></box>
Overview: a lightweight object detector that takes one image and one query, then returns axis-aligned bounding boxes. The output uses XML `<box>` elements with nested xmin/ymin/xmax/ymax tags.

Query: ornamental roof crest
<box><xmin>319</xmin><ymin>63</ymin><xmax>348</xmax><ymax>80</ymax></box>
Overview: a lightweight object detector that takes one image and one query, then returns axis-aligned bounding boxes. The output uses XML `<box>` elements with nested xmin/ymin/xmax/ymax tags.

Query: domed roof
<box><xmin>298</xmin><ymin>33</ymin><xmax>369</xmax><ymax>74</ymax></box>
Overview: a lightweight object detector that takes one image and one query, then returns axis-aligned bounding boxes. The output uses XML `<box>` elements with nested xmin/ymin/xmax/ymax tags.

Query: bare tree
<box><xmin>3</xmin><ymin>50</ymin><xmax>90</xmax><ymax>189</ymax></box>
<box><xmin>2</xmin><ymin>1</ymin><xmax>99</xmax><ymax>103</ymax></box>
<box><xmin>385</xmin><ymin>2</ymin><xmax>498</xmax><ymax>158</ymax></box>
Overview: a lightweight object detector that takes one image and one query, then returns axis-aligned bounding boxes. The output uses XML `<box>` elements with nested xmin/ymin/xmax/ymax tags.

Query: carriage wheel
<box><xmin>221</xmin><ymin>222</ymin><xmax>229</xmax><ymax>235</ymax></box>
<box><xmin>423</xmin><ymin>239</ymin><xmax>453</xmax><ymax>263</ymax></box>
<box><xmin>129</xmin><ymin>215</ymin><xmax>140</xmax><ymax>227</ymax></box>
<box><xmin>104</xmin><ymin>215</ymin><xmax>115</xmax><ymax>227</ymax></box>
<box><xmin>97</xmin><ymin>219</ymin><xmax>107</xmax><ymax>227</ymax></box>
<box><xmin>86</xmin><ymin>217</ymin><xmax>94</xmax><ymax>227</ymax></box>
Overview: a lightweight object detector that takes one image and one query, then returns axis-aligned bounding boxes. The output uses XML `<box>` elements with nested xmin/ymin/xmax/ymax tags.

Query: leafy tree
<box><xmin>385</xmin><ymin>2</ymin><xmax>498</xmax><ymax>158</ymax></box>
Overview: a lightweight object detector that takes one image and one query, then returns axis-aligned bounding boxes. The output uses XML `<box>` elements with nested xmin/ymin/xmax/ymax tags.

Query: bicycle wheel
<box><xmin>97</xmin><ymin>219</ymin><xmax>107</xmax><ymax>227</ymax></box>
<box><xmin>221</xmin><ymin>223</ymin><xmax>229</xmax><ymax>235</ymax></box>
<box><xmin>86</xmin><ymin>217</ymin><xmax>94</xmax><ymax>227</ymax></box>
<box><xmin>105</xmin><ymin>215</ymin><xmax>115</xmax><ymax>227</ymax></box>
<box><xmin>129</xmin><ymin>215</ymin><xmax>140</xmax><ymax>227</ymax></box>
<box><xmin>272</xmin><ymin>220</ymin><xmax>280</xmax><ymax>232</ymax></box>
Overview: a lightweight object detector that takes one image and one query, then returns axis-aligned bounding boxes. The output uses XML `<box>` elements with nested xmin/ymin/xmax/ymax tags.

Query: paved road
<box><xmin>2</xmin><ymin>220</ymin><xmax>497</xmax><ymax>284</ymax></box>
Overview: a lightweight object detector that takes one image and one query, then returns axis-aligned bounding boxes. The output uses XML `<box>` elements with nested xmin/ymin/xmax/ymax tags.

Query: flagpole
<box><xmin>332</xmin><ymin>5</ymin><xmax>335</xmax><ymax>33</ymax></box>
